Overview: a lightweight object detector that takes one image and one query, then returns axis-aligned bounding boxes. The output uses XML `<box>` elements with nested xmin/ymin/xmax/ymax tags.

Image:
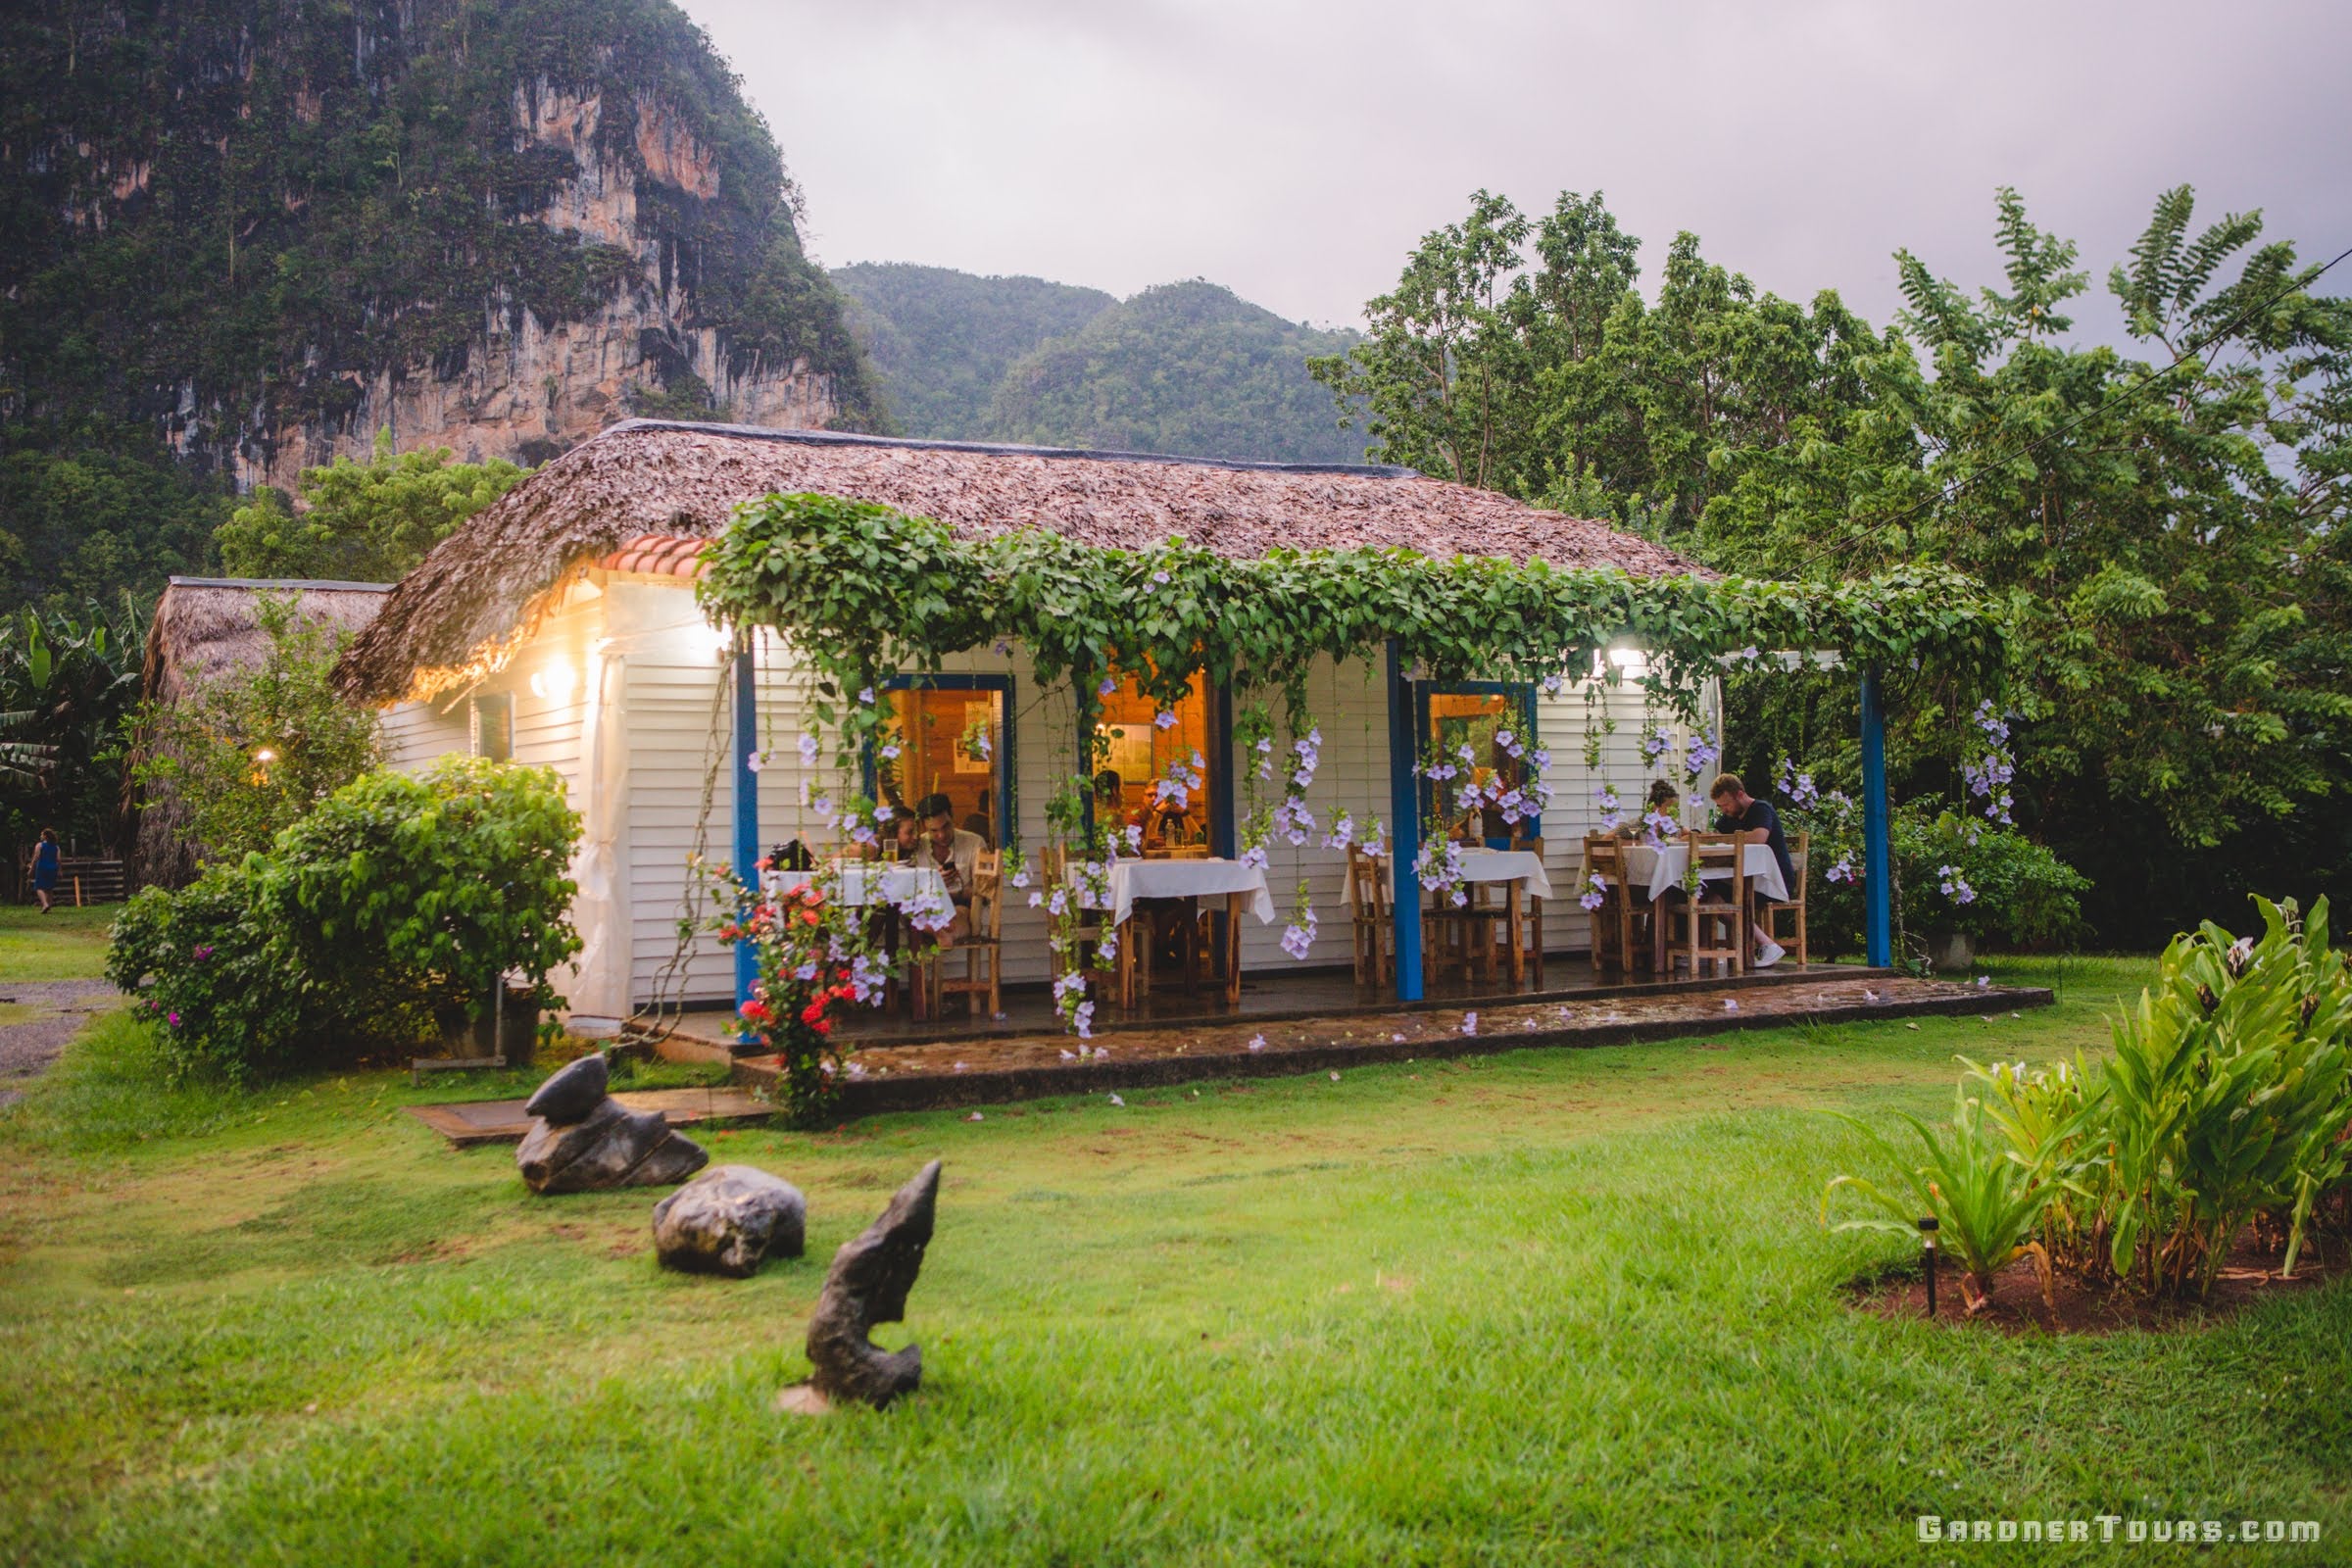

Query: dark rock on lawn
<box><xmin>515</xmin><ymin>1060</ymin><xmax>708</xmax><ymax>1195</ymax></box>
<box><xmin>523</xmin><ymin>1053</ymin><xmax>609</xmax><ymax>1122</ymax></box>
<box><xmin>653</xmin><ymin>1165</ymin><xmax>807</xmax><ymax>1277</ymax></box>
<box><xmin>802</xmin><ymin>1159</ymin><xmax>941</xmax><ymax>1409</ymax></box>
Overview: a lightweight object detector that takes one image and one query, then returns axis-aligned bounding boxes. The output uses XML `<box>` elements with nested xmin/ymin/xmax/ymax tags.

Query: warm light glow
<box><xmin>529</xmin><ymin>662</ymin><xmax>577</xmax><ymax>701</ymax></box>
<box><xmin>252</xmin><ymin>747</ymin><xmax>278</xmax><ymax>764</ymax></box>
<box><xmin>703</xmin><ymin>620</ymin><xmax>736</xmax><ymax>661</ymax></box>
<box><xmin>1607</xmin><ymin>646</ymin><xmax>1648</xmax><ymax>674</ymax></box>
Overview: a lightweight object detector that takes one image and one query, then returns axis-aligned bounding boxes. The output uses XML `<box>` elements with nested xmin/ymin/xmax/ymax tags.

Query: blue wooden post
<box><xmin>1386</xmin><ymin>640</ymin><xmax>1424</xmax><ymax>1001</ymax></box>
<box><xmin>731</xmin><ymin>632</ymin><xmax>760</xmax><ymax>1012</ymax></box>
<box><xmin>1860</xmin><ymin>663</ymin><xmax>1892</xmax><ymax>968</ymax></box>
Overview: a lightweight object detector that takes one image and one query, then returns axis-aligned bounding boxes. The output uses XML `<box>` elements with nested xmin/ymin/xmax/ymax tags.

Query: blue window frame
<box><xmin>869</xmin><ymin>672</ymin><xmax>1016</xmax><ymax>849</ymax></box>
<box><xmin>1412</xmin><ymin>679</ymin><xmax>1541</xmax><ymax>845</ymax></box>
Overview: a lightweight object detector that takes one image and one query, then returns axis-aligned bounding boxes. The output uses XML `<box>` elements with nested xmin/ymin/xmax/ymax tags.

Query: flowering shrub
<box><xmin>107</xmin><ymin>758</ymin><xmax>582</xmax><ymax>1082</ymax></box>
<box><xmin>1773</xmin><ymin>765</ymin><xmax>2086</xmax><ymax>955</ymax></box>
<box><xmin>109</xmin><ymin>865</ymin><xmax>307</xmax><ymax>1083</ymax></box>
<box><xmin>702</xmin><ymin>858</ymin><xmax>885</xmax><ymax>1126</ymax></box>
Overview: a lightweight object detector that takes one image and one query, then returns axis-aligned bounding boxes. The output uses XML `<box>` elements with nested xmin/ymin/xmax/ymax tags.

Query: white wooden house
<box><xmin>335</xmin><ymin>420</ymin><xmax>1722</xmax><ymax>1028</ymax></box>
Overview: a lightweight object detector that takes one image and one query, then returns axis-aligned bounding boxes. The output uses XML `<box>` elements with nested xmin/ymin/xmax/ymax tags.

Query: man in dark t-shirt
<box><xmin>1709</xmin><ymin>771</ymin><xmax>1794</xmax><ymax>967</ymax></box>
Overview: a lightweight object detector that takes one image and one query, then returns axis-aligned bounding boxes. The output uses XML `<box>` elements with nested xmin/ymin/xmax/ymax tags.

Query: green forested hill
<box><xmin>830</xmin><ymin>264</ymin><xmax>1114</xmax><ymax>441</ymax></box>
<box><xmin>0</xmin><ymin>0</ymin><xmax>874</xmax><ymax>610</ymax></box>
<box><xmin>834</xmin><ymin>269</ymin><xmax>1365</xmax><ymax>464</ymax></box>
<box><xmin>990</xmin><ymin>281</ymin><xmax>1363</xmax><ymax>464</ymax></box>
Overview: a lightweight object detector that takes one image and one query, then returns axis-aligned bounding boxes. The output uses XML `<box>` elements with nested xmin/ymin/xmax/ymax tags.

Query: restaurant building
<box><xmin>333</xmin><ymin>418</ymin><xmax>1756</xmax><ymax>1030</ymax></box>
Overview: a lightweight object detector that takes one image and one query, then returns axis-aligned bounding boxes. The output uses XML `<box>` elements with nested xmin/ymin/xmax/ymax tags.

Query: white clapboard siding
<box><xmin>586</xmin><ymin>571</ymin><xmax>1734</xmax><ymax>1004</ymax></box>
<box><xmin>1534</xmin><ymin>671</ymin><xmax>1725</xmax><ymax>952</ymax></box>
<box><xmin>1234</xmin><ymin>656</ymin><xmax>1390</xmax><ymax>972</ymax></box>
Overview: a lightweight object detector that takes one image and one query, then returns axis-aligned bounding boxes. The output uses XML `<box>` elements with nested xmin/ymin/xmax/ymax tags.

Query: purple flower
<box><xmin>1099</xmin><ymin>675</ymin><xmax>1118</xmax><ymax>699</ymax></box>
<box><xmin>1154</xmin><ymin>710</ymin><xmax>1178</xmax><ymax>731</ymax></box>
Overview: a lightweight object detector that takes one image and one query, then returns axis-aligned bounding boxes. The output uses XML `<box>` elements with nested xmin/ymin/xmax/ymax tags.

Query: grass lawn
<box><xmin>0</xmin><ymin>955</ymin><xmax>2343</xmax><ymax>1564</ymax></box>
<box><xmin>0</xmin><ymin>902</ymin><xmax>117</xmax><ymax>983</ymax></box>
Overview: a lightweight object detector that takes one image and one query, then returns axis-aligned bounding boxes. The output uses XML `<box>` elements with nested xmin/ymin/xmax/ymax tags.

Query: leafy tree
<box><xmin>1704</xmin><ymin>189</ymin><xmax>2352</xmax><ymax>934</ymax></box>
<box><xmin>132</xmin><ymin>593</ymin><xmax>382</xmax><ymax>865</ymax></box>
<box><xmin>215</xmin><ymin>430</ymin><xmax>526</xmax><ymax>583</ymax></box>
<box><xmin>0</xmin><ymin>600</ymin><xmax>143</xmax><ymax>885</ymax></box>
<box><xmin>0</xmin><ymin>442</ymin><xmax>230</xmax><ymax>612</ymax></box>
<box><xmin>1325</xmin><ymin>185</ymin><xmax>2352</xmax><ymax>943</ymax></box>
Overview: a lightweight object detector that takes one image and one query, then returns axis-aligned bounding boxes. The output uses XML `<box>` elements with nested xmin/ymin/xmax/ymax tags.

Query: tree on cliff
<box><xmin>215</xmin><ymin>433</ymin><xmax>526</xmax><ymax>583</ymax></box>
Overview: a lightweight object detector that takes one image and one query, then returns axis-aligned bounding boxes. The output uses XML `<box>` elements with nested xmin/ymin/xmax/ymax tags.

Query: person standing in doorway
<box><xmin>29</xmin><ymin>828</ymin><xmax>61</xmax><ymax>914</ymax></box>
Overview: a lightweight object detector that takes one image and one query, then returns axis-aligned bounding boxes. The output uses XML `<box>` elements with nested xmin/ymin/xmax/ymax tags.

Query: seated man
<box><xmin>912</xmin><ymin>791</ymin><xmax>984</xmax><ymax>947</ymax></box>
<box><xmin>1708</xmin><ymin>770</ymin><xmax>1795</xmax><ymax>968</ymax></box>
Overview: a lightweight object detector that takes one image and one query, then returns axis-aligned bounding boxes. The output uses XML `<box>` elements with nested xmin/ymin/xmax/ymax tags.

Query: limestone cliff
<box><xmin>2</xmin><ymin>0</ymin><xmax>877</xmax><ymax>502</ymax></box>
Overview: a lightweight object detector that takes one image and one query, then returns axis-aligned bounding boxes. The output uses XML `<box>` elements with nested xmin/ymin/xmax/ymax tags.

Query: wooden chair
<box><xmin>926</xmin><ymin>851</ymin><xmax>1004</xmax><ymax>1018</ymax></box>
<box><xmin>1039</xmin><ymin>846</ymin><xmax>1110</xmax><ymax>996</ymax></box>
<box><xmin>1581</xmin><ymin>833</ymin><xmax>1638</xmax><ymax>976</ymax></box>
<box><xmin>1662</xmin><ymin>832</ymin><xmax>1748</xmax><ymax>979</ymax></box>
<box><xmin>1346</xmin><ymin>845</ymin><xmax>1395</xmax><ymax>989</ymax></box>
<box><xmin>1761</xmin><ymin>830</ymin><xmax>1808</xmax><ymax>967</ymax></box>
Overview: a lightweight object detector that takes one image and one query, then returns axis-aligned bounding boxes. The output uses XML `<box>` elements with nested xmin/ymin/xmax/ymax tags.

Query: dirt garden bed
<box><xmin>1849</xmin><ymin>1233</ymin><xmax>2344</xmax><ymax>1334</ymax></box>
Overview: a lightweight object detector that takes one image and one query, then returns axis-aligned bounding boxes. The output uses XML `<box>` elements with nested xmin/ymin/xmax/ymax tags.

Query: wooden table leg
<box><xmin>1117</xmin><ymin>914</ymin><xmax>1136</xmax><ymax>1011</ymax></box>
<box><xmin>1507</xmin><ymin>876</ymin><xmax>1524</xmax><ymax>987</ymax></box>
<box><xmin>1232</xmin><ymin>896</ymin><xmax>1244</xmax><ymax>1000</ymax></box>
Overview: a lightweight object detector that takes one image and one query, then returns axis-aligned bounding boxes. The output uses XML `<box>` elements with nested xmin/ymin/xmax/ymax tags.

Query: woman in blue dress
<box><xmin>28</xmin><ymin>827</ymin><xmax>60</xmax><ymax>914</ymax></box>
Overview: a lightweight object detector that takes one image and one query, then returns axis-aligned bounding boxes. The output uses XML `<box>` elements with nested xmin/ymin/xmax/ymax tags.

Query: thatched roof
<box><xmin>134</xmin><ymin>577</ymin><xmax>391</xmax><ymax>889</ymax></box>
<box><xmin>335</xmin><ymin>419</ymin><xmax>1707</xmax><ymax>704</ymax></box>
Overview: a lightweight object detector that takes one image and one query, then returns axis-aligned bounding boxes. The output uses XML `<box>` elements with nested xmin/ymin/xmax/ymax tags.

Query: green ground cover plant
<box><xmin>1826</xmin><ymin>900</ymin><xmax>2352</xmax><ymax>1309</ymax></box>
<box><xmin>0</xmin><ymin>904</ymin><xmax>115</xmax><ymax>982</ymax></box>
<box><xmin>2</xmin><ymin>955</ymin><xmax>2347</xmax><ymax>1564</ymax></box>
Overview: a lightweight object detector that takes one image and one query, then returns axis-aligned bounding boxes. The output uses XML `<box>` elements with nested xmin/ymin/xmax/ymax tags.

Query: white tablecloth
<box><xmin>1454</xmin><ymin>848</ymin><xmax>1555</xmax><ymax>901</ymax></box>
<box><xmin>764</xmin><ymin>862</ymin><xmax>947</xmax><ymax>908</ymax></box>
<box><xmin>1071</xmin><ymin>858</ymin><xmax>1277</xmax><ymax>928</ymax></box>
<box><xmin>1622</xmin><ymin>842</ymin><xmax>1788</xmax><ymax>904</ymax></box>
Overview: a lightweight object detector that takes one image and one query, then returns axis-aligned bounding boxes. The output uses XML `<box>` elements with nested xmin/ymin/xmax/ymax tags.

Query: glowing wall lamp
<box><xmin>529</xmin><ymin>662</ymin><xmax>577</xmax><ymax>702</ymax></box>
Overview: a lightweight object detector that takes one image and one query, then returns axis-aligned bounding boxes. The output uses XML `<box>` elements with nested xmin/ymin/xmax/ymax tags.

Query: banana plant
<box><xmin>1824</xmin><ymin>1086</ymin><xmax>2056</xmax><ymax>1313</ymax></box>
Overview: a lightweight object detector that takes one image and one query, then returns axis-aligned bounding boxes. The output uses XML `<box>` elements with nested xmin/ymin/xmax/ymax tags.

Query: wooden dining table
<box><xmin>1071</xmin><ymin>857</ymin><xmax>1277</xmax><ymax>1006</ymax></box>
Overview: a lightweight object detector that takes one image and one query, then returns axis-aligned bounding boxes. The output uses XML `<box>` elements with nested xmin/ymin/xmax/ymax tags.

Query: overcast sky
<box><xmin>681</xmin><ymin>0</ymin><xmax>2351</xmax><ymax>344</ymax></box>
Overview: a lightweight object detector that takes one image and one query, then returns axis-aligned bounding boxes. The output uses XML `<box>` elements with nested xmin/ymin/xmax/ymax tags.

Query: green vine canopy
<box><xmin>696</xmin><ymin>493</ymin><xmax>2008</xmax><ymax>722</ymax></box>
<box><xmin>694</xmin><ymin>492</ymin><xmax>2009</xmax><ymax>1031</ymax></box>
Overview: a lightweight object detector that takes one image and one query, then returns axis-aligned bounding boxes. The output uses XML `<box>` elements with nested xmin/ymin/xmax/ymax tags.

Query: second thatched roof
<box><xmin>335</xmin><ymin>419</ymin><xmax>1706</xmax><ymax>704</ymax></box>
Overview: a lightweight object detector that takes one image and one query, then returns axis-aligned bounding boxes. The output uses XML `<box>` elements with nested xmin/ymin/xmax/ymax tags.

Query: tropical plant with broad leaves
<box><xmin>2101</xmin><ymin>897</ymin><xmax>2351</xmax><ymax>1296</ymax></box>
<box><xmin>1824</xmin><ymin>1086</ymin><xmax>2056</xmax><ymax>1313</ymax></box>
